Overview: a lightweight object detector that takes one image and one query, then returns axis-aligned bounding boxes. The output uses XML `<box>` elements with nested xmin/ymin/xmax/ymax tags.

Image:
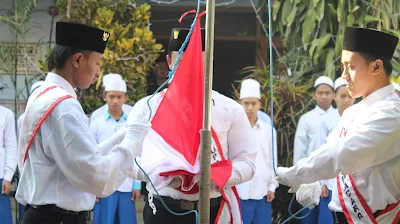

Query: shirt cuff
<box><xmin>268</xmin><ymin>183</ymin><xmax>278</xmax><ymax>192</ymax></box>
<box><xmin>4</xmin><ymin>171</ymin><xmax>14</xmax><ymax>182</ymax></box>
<box><xmin>132</xmin><ymin>181</ymin><xmax>142</xmax><ymax>190</ymax></box>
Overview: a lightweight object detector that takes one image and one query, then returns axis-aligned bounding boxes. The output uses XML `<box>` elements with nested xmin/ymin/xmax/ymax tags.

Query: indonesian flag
<box><xmin>141</xmin><ymin>12</ymin><xmax>242</xmax><ymax>224</ymax></box>
<box><xmin>151</xmin><ymin>17</ymin><xmax>204</xmax><ymax>166</ymax></box>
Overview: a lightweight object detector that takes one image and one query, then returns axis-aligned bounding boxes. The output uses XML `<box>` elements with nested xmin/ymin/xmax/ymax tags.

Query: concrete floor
<box><xmin>10</xmin><ymin>197</ymin><xmax>145</xmax><ymax>224</ymax></box>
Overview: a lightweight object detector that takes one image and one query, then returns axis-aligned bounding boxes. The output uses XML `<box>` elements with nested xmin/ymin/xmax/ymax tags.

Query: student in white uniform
<box><xmin>0</xmin><ymin>105</ymin><xmax>17</xmax><ymax>224</ymax></box>
<box><xmin>314</xmin><ymin>77</ymin><xmax>356</xmax><ymax>149</ymax></box>
<box><xmin>392</xmin><ymin>82</ymin><xmax>400</xmax><ymax>97</ymax></box>
<box><xmin>90</xmin><ymin>73</ymin><xmax>133</xmax><ymax>123</ymax></box>
<box><xmin>306</xmin><ymin>77</ymin><xmax>356</xmax><ymax>223</ymax></box>
<box><xmin>131</xmin><ymin>28</ymin><xmax>256</xmax><ymax>224</ymax></box>
<box><xmin>293</xmin><ymin>75</ymin><xmax>336</xmax><ymax>223</ymax></box>
<box><xmin>277</xmin><ymin>27</ymin><xmax>400</xmax><ymax>224</ymax></box>
<box><xmin>236</xmin><ymin>79</ymin><xmax>278</xmax><ymax>224</ymax></box>
<box><xmin>90</xmin><ymin>78</ymin><xmax>141</xmax><ymax>224</ymax></box>
<box><xmin>16</xmin><ymin>21</ymin><xmax>150</xmax><ymax>224</ymax></box>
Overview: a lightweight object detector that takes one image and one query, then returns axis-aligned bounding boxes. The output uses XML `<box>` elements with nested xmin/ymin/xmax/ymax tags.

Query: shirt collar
<box><xmin>314</xmin><ymin>105</ymin><xmax>334</xmax><ymax>115</ymax></box>
<box><xmin>104</xmin><ymin>110</ymin><xmax>128</xmax><ymax>121</ymax></box>
<box><xmin>362</xmin><ymin>84</ymin><xmax>395</xmax><ymax>106</ymax></box>
<box><xmin>252</xmin><ymin>118</ymin><xmax>262</xmax><ymax>129</ymax></box>
<box><xmin>45</xmin><ymin>72</ymin><xmax>77</xmax><ymax>99</ymax></box>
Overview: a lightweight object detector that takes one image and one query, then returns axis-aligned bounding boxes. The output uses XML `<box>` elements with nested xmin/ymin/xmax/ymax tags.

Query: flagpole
<box><xmin>199</xmin><ymin>0</ymin><xmax>215</xmax><ymax>222</ymax></box>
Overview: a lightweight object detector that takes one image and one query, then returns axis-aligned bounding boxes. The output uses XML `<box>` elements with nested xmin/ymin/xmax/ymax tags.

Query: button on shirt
<box><xmin>131</xmin><ymin>90</ymin><xmax>257</xmax><ymax>201</ymax></box>
<box><xmin>237</xmin><ymin>119</ymin><xmax>278</xmax><ymax>200</ymax></box>
<box><xmin>0</xmin><ymin>105</ymin><xmax>17</xmax><ymax>181</ymax></box>
<box><xmin>16</xmin><ymin>73</ymin><xmax>138</xmax><ymax>212</ymax></box>
<box><xmin>293</xmin><ymin>105</ymin><xmax>337</xmax><ymax>164</ymax></box>
<box><xmin>284</xmin><ymin>84</ymin><xmax>400</xmax><ymax>213</ymax></box>
<box><xmin>90</xmin><ymin>111</ymin><xmax>140</xmax><ymax>192</ymax></box>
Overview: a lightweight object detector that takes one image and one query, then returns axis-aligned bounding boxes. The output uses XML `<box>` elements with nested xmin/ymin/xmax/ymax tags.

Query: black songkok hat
<box><xmin>343</xmin><ymin>27</ymin><xmax>398</xmax><ymax>59</ymax></box>
<box><xmin>168</xmin><ymin>28</ymin><xmax>206</xmax><ymax>52</ymax></box>
<box><xmin>56</xmin><ymin>22</ymin><xmax>110</xmax><ymax>54</ymax></box>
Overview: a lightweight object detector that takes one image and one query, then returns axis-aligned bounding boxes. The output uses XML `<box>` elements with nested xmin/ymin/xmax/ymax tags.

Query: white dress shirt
<box><xmin>293</xmin><ymin>105</ymin><xmax>337</xmax><ymax>164</ymax></box>
<box><xmin>0</xmin><ymin>105</ymin><xmax>17</xmax><ymax>181</ymax></box>
<box><xmin>283</xmin><ymin>84</ymin><xmax>400</xmax><ymax>213</ymax></box>
<box><xmin>16</xmin><ymin>73</ymin><xmax>139</xmax><ymax>212</ymax></box>
<box><xmin>131</xmin><ymin>90</ymin><xmax>257</xmax><ymax>201</ymax></box>
<box><xmin>237</xmin><ymin>119</ymin><xmax>278</xmax><ymax>200</ymax></box>
<box><xmin>311</xmin><ymin>109</ymin><xmax>341</xmax><ymax>190</ymax></box>
<box><xmin>90</xmin><ymin>104</ymin><xmax>133</xmax><ymax>124</ymax></box>
<box><xmin>90</xmin><ymin>111</ymin><xmax>140</xmax><ymax>193</ymax></box>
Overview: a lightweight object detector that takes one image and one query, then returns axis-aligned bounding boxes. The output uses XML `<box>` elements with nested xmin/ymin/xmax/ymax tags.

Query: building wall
<box><xmin>0</xmin><ymin>0</ymin><xmax>59</xmax><ymax>114</ymax></box>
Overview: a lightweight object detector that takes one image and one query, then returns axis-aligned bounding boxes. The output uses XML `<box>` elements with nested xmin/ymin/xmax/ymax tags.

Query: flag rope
<box><xmin>265</xmin><ymin>0</ymin><xmax>314</xmax><ymax>222</ymax></box>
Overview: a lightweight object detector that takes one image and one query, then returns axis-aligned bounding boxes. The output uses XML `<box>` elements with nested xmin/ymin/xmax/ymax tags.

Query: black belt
<box><xmin>30</xmin><ymin>204</ymin><xmax>89</xmax><ymax>217</ymax></box>
<box><xmin>155</xmin><ymin>196</ymin><xmax>222</xmax><ymax>211</ymax></box>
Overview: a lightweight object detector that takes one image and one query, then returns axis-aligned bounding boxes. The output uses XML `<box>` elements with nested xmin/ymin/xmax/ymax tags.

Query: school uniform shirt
<box><xmin>311</xmin><ymin>109</ymin><xmax>341</xmax><ymax>190</ymax></box>
<box><xmin>293</xmin><ymin>105</ymin><xmax>337</xmax><ymax>164</ymax></box>
<box><xmin>236</xmin><ymin>119</ymin><xmax>278</xmax><ymax>200</ymax></box>
<box><xmin>257</xmin><ymin>110</ymin><xmax>272</xmax><ymax>126</ymax></box>
<box><xmin>131</xmin><ymin>90</ymin><xmax>257</xmax><ymax>201</ymax></box>
<box><xmin>90</xmin><ymin>104</ymin><xmax>133</xmax><ymax>124</ymax></box>
<box><xmin>0</xmin><ymin>105</ymin><xmax>17</xmax><ymax>181</ymax></box>
<box><xmin>283</xmin><ymin>84</ymin><xmax>400</xmax><ymax>213</ymax></box>
<box><xmin>89</xmin><ymin>111</ymin><xmax>140</xmax><ymax>193</ymax></box>
<box><xmin>16</xmin><ymin>73</ymin><xmax>140</xmax><ymax>212</ymax></box>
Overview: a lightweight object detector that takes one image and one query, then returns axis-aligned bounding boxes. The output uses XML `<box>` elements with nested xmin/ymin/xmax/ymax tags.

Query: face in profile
<box><xmin>72</xmin><ymin>51</ymin><xmax>103</xmax><ymax>89</ymax></box>
<box><xmin>341</xmin><ymin>50</ymin><xmax>377</xmax><ymax>98</ymax></box>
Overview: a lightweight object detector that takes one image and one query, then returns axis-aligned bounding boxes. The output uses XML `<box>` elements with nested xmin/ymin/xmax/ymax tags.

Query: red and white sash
<box><xmin>19</xmin><ymin>83</ymin><xmax>72</xmax><ymax>168</ymax></box>
<box><xmin>337</xmin><ymin>173</ymin><xmax>400</xmax><ymax>224</ymax></box>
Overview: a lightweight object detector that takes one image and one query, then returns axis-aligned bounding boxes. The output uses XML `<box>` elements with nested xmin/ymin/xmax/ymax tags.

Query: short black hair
<box><xmin>358</xmin><ymin>52</ymin><xmax>393</xmax><ymax>76</ymax></box>
<box><xmin>47</xmin><ymin>45</ymin><xmax>87</xmax><ymax>71</ymax></box>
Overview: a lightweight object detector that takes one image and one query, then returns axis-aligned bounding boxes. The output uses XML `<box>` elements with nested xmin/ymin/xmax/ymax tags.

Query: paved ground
<box><xmin>10</xmin><ymin>197</ymin><xmax>145</xmax><ymax>224</ymax></box>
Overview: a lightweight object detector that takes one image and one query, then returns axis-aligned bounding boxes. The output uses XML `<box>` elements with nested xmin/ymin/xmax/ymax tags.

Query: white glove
<box><xmin>275</xmin><ymin>167</ymin><xmax>293</xmax><ymax>187</ymax></box>
<box><xmin>289</xmin><ymin>182</ymin><xmax>321</xmax><ymax>209</ymax></box>
<box><xmin>120</xmin><ymin>108</ymin><xmax>151</xmax><ymax>153</ymax></box>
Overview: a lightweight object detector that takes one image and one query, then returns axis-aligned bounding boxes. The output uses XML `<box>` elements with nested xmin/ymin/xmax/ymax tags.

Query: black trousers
<box><xmin>143</xmin><ymin>197</ymin><xmax>221</xmax><ymax>224</ymax></box>
<box><xmin>21</xmin><ymin>205</ymin><xmax>88</xmax><ymax>224</ymax></box>
<box><xmin>333</xmin><ymin>212</ymin><xmax>349</xmax><ymax>224</ymax></box>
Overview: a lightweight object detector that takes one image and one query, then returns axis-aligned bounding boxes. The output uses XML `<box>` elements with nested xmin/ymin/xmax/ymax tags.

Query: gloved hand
<box><xmin>276</xmin><ymin>167</ymin><xmax>293</xmax><ymax>187</ymax></box>
<box><xmin>120</xmin><ymin>108</ymin><xmax>151</xmax><ymax>153</ymax></box>
<box><xmin>289</xmin><ymin>182</ymin><xmax>321</xmax><ymax>209</ymax></box>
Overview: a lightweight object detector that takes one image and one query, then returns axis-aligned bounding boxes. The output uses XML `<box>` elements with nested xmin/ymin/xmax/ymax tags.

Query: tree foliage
<box><xmin>272</xmin><ymin>0</ymin><xmax>400</xmax><ymax>80</ymax></box>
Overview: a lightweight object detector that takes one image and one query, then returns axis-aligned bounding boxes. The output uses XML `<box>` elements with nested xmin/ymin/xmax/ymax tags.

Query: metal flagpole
<box><xmin>198</xmin><ymin>0</ymin><xmax>215</xmax><ymax>222</ymax></box>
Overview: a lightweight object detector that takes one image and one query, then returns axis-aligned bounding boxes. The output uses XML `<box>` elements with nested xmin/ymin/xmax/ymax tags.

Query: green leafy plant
<box><xmin>56</xmin><ymin>0</ymin><xmax>163</xmax><ymax>113</ymax></box>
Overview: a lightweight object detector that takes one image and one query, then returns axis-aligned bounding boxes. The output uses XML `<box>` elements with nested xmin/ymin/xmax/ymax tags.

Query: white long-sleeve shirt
<box><xmin>0</xmin><ymin>105</ymin><xmax>17</xmax><ymax>181</ymax></box>
<box><xmin>131</xmin><ymin>90</ymin><xmax>257</xmax><ymax>201</ymax></box>
<box><xmin>237</xmin><ymin>119</ymin><xmax>278</xmax><ymax>200</ymax></box>
<box><xmin>283</xmin><ymin>84</ymin><xmax>400</xmax><ymax>213</ymax></box>
<box><xmin>16</xmin><ymin>73</ymin><xmax>139</xmax><ymax>212</ymax></box>
<box><xmin>90</xmin><ymin>111</ymin><xmax>140</xmax><ymax>192</ymax></box>
<box><xmin>311</xmin><ymin>109</ymin><xmax>341</xmax><ymax>190</ymax></box>
<box><xmin>293</xmin><ymin>105</ymin><xmax>337</xmax><ymax>164</ymax></box>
